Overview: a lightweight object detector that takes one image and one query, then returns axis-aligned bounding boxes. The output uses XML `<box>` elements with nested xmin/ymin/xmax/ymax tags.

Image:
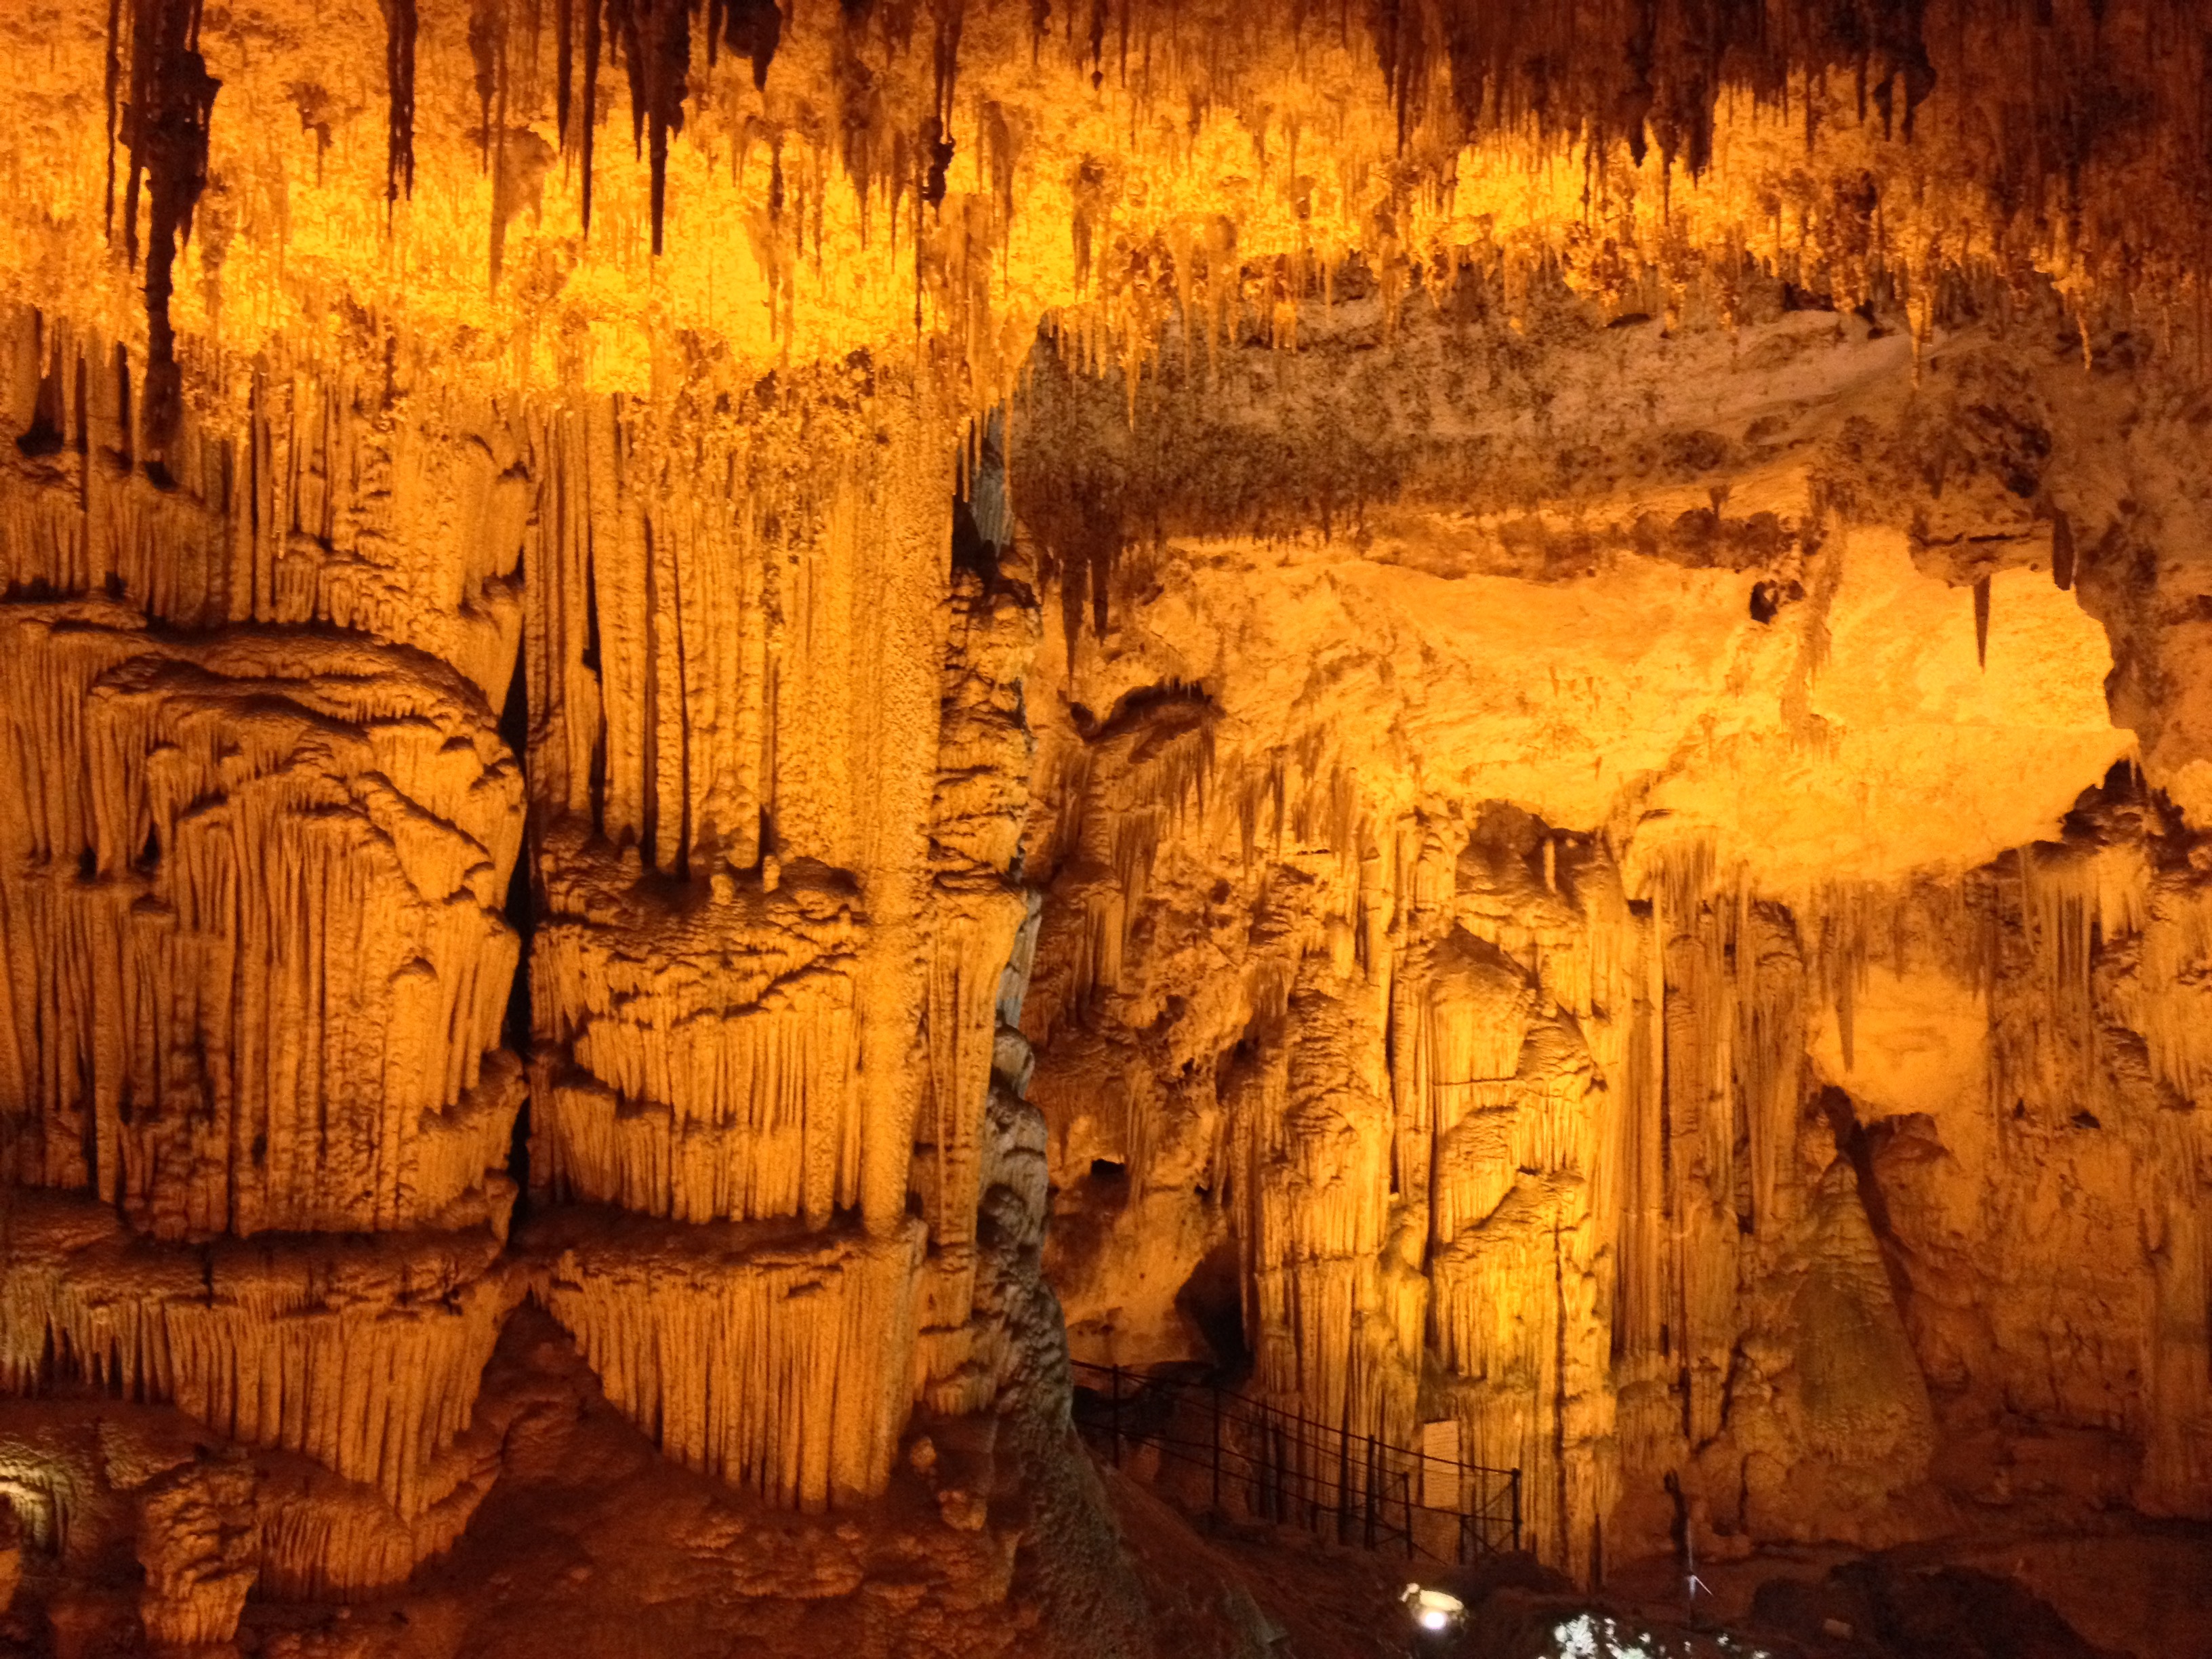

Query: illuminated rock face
<box><xmin>1017</xmin><ymin>287</ymin><xmax>2212</xmax><ymax>1575</ymax></box>
<box><xmin>0</xmin><ymin>0</ymin><xmax>2207</xmax><ymax>1650</ymax></box>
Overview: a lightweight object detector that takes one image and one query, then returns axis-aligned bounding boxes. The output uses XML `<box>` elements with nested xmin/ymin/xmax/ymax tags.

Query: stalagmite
<box><xmin>135</xmin><ymin>1455</ymin><xmax>260</xmax><ymax>1651</ymax></box>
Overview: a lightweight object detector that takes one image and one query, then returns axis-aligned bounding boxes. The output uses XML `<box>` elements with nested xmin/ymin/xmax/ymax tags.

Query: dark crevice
<box><xmin>1173</xmin><ymin>1238</ymin><xmax>1247</xmax><ymax>1371</ymax></box>
<box><xmin>2051</xmin><ymin>507</ymin><xmax>2076</xmax><ymax>590</ymax></box>
<box><xmin>708</xmin><ymin>0</ymin><xmax>782</xmax><ymax>90</ymax></box>
<box><xmin>499</xmin><ymin>600</ymin><xmax>536</xmax><ymax>1218</ymax></box>
<box><xmin>16</xmin><ymin>314</ymin><xmax>67</xmax><ymax>458</ymax></box>
<box><xmin>1075</xmin><ymin>678</ymin><xmax>1214</xmax><ymax>745</ymax></box>
<box><xmin>582</xmin><ymin>543</ymin><xmax>607</xmax><ymax>839</ymax></box>
<box><xmin>110</xmin><ymin>346</ymin><xmax>134</xmax><ymax>474</ymax></box>
<box><xmin>950</xmin><ymin>492</ymin><xmax>999</xmax><ymax>586</ymax></box>
<box><xmin>382</xmin><ymin>0</ymin><xmax>418</xmax><ymax>205</ymax></box>
<box><xmin>118</xmin><ymin>0</ymin><xmax>218</xmax><ymax>488</ymax></box>
<box><xmin>1552</xmin><ymin>1210</ymin><xmax>1571</xmax><ymax>1563</ymax></box>
<box><xmin>579</xmin><ymin>547</ymin><xmax>602</xmax><ymax>673</ymax></box>
<box><xmin>1749</xmin><ymin>577</ymin><xmax>1803</xmax><ymax>623</ymax></box>
<box><xmin>72</xmin><ymin>351</ymin><xmax>89</xmax><ymax>458</ymax></box>
<box><xmin>640</xmin><ymin>516</ymin><xmax>660</xmax><ymax>867</ymax></box>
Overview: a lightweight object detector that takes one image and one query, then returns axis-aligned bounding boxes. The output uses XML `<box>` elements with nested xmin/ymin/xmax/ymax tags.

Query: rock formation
<box><xmin>0</xmin><ymin>1</ymin><xmax>2205</xmax><ymax>1654</ymax></box>
<box><xmin>1017</xmin><ymin>279</ymin><xmax>2212</xmax><ymax>1579</ymax></box>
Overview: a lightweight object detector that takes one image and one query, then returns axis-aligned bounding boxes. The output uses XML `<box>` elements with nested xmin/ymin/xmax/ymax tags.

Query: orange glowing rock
<box><xmin>0</xmin><ymin>4</ymin><xmax>2208</xmax><ymax>1651</ymax></box>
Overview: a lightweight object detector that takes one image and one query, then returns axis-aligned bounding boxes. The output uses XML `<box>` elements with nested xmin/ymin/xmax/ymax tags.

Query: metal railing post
<box><xmin>1363</xmin><ymin>1435</ymin><xmax>1377</xmax><ymax>1549</ymax></box>
<box><xmin>1210</xmin><ymin>1384</ymin><xmax>1222</xmax><ymax>1515</ymax></box>
<box><xmin>1109</xmin><ymin>1364</ymin><xmax>1122</xmax><ymax>1469</ymax></box>
<box><xmin>1336</xmin><ymin>1435</ymin><xmax>1349</xmax><ymax>1544</ymax></box>
<box><xmin>1511</xmin><ymin>1467</ymin><xmax>1522</xmax><ymax>1553</ymax></box>
<box><xmin>1274</xmin><ymin>1409</ymin><xmax>1287</xmax><ymax>1523</ymax></box>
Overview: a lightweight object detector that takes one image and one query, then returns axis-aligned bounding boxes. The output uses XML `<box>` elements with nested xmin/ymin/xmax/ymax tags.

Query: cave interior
<box><xmin>1</xmin><ymin>2</ymin><xmax>2211</xmax><ymax>1656</ymax></box>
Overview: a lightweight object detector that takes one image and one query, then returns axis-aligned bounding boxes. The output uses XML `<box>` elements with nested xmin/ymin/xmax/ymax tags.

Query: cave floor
<box><xmin>1104</xmin><ymin>1462</ymin><xmax>2212</xmax><ymax>1659</ymax></box>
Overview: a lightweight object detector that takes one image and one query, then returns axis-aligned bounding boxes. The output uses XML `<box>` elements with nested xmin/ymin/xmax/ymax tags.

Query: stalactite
<box><xmin>0</xmin><ymin>314</ymin><xmax>527</xmax><ymax>703</ymax></box>
<box><xmin>0</xmin><ymin>1193</ymin><xmax>516</xmax><ymax>1517</ymax></box>
<box><xmin>605</xmin><ymin>0</ymin><xmax>693</xmax><ymax>255</ymax></box>
<box><xmin>541</xmin><ymin>1215</ymin><xmax>926</xmax><ymax>1511</ymax></box>
<box><xmin>23</xmin><ymin>0</ymin><xmax>2212</xmax><ymax>450</ymax></box>
<box><xmin>117</xmin><ymin>0</ymin><xmax>216</xmax><ymax>485</ymax></box>
<box><xmin>581</xmin><ymin>0</ymin><xmax>602</xmax><ymax>228</ymax></box>
<box><xmin>382</xmin><ymin>0</ymin><xmax>419</xmax><ymax>205</ymax></box>
<box><xmin>555</xmin><ymin>0</ymin><xmax>575</xmax><ymax>146</ymax></box>
<box><xmin>470</xmin><ymin>0</ymin><xmax>501</xmax><ymax>169</ymax></box>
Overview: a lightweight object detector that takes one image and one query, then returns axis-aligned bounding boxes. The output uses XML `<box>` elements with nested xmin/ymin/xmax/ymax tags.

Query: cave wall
<box><xmin>0</xmin><ymin>336</ymin><xmax>537</xmax><ymax>1596</ymax></box>
<box><xmin>0</xmin><ymin>0</ymin><xmax>2208</xmax><ymax>1645</ymax></box>
<box><xmin>0</xmin><ymin>316</ymin><xmax>1067</xmax><ymax>1621</ymax></box>
<box><xmin>1013</xmin><ymin>281</ymin><xmax>2212</xmax><ymax>1574</ymax></box>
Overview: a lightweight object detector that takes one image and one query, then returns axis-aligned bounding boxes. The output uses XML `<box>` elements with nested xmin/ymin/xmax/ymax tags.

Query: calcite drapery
<box><xmin>0</xmin><ymin>310</ymin><xmax>527</xmax><ymax>706</ymax></box>
<box><xmin>1</xmin><ymin>1194</ymin><xmax>512</xmax><ymax>1516</ymax></box>
<box><xmin>541</xmin><ymin>1211</ymin><xmax>926</xmax><ymax>1511</ymax></box>
<box><xmin>531</xmin><ymin>851</ymin><xmax>870</xmax><ymax>1227</ymax></box>
<box><xmin>0</xmin><ymin>603</ymin><xmax>523</xmax><ymax>1240</ymax></box>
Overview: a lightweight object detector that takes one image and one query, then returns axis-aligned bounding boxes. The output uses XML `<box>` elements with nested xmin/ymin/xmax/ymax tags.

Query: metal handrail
<box><xmin>1067</xmin><ymin>1360</ymin><xmax>1522</xmax><ymax>1561</ymax></box>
